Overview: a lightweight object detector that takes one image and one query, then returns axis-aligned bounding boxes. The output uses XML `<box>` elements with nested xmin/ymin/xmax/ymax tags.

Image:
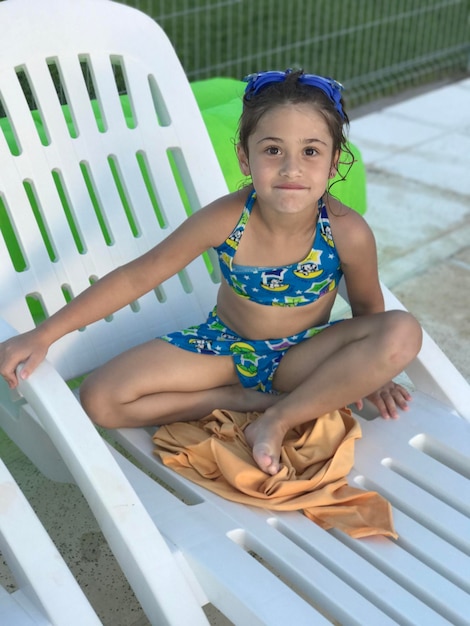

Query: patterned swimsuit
<box><xmin>161</xmin><ymin>190</ymin><xmax>343</xmax><ymax>392</ymax></box>
<box><xmin>216</xmin><ymin>189</ymin><xmax>342</xmax><ymax>307</ymax></box>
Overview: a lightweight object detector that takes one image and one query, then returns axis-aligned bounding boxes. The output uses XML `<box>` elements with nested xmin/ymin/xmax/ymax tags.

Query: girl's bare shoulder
<box><xmin>191</xmin><ymin>186</ymin><xmax>252</xmax><ymax>247</ymax></box>
<box><xmin>141</xmin><ymin>187</ymin><xmax>251</xmax><ymax>280</ymax></box>
<box><xmin>326</xmin><ymin>195</ymin><xmax>374</xmax><ymax>249</ymax></box>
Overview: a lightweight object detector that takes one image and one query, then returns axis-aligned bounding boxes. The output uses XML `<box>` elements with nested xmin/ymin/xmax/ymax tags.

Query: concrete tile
<box><xmin>364</xmin><ymin>171</ymin><xmax>469</xmax><ymax>267</ymax></box>
<box><xmin>454</xmin><ymin>245</ymin><xmax>470</xmax><ymax>266</ymax></box>
<box><xmin>385</xmin><ymin>82</ymin><xmax>470</xmax><ymax>132</ymax></box>
<box><xmin>393</xmin><ymin>253</ymin><xmax>470</xmax><ymax>382</ymax></box>
<box><xmin>378</xmin><ymin>131</ymin><xmax>470</xmax><ymax>195</ymax></box>
<box><xmin>349</xmin><ymin>113</ymin><xmax>442</xmax><ymax>165</ymax></box>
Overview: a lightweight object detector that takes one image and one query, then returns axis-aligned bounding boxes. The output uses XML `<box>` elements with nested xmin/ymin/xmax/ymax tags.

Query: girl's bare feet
<box><xmin>244</xmin><ymin>412</ymin><xmax>288</xmax><ymax>475</ymax></box>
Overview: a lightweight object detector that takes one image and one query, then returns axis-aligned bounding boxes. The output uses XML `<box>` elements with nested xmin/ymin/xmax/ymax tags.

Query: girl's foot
<box><xmin>244</xmin><ymin>413</ymin><xmax>287</xmax><ymax>475</ymax></box>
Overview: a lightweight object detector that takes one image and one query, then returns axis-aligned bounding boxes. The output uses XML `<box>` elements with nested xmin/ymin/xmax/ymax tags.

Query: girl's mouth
<box><xmin>275</xmin><ymin>183</ymin><xmax>307</xmax><ymax>190</ymax></box>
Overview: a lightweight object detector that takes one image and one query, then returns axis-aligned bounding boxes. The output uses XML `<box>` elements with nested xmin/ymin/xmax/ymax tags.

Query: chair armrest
<box><xmin>380</xmin><ymin>283</ymin><xmax>470</xmax><ymax>421</ymax></box>
<box><xmin>0</xmin><ymin>458</ymin><xmax>100</xmax><ymax>624</ymax></box>
<box><xmin>0</xmin><ymin>319</ymin><xmax>208</xmax><ymax>625</ymax></box>
<box><xmin>17</xmin><ymin>362</ymin><xmax>209</xmax><ymax>624</ymax></box>
<box><xmin>337</xmin><ymin>280</ymin><xmax>470</xmax><ymax>421</ymax></box>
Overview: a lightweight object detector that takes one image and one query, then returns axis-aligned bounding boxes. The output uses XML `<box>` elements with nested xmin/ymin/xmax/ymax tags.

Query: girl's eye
<box><xmin>305</xmin><ymin>147</ymin><xmax>318</xmax><ymax>156</ymax></box>
<box><xmin>266</xmin><ymin>146</ymin><xmax>280</xmax><ymax>155</ymax></box>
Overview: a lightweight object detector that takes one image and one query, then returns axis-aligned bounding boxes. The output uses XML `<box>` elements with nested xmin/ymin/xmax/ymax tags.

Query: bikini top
<box><xmin>215</xmin><ymin>189</ymin><xmax>343</xmax><ymax>307</ymax></box>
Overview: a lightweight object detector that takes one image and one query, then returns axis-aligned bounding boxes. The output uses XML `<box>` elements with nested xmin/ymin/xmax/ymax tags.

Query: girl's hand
<box><xmin>0</xmin><ymin>330</ymin><xmax>49</xmax><ymax>389</ymax></box>
<box><xmin>355</xmin><ymin>381</ymin><xmax>412</xmax><ymax>420</ymax></box>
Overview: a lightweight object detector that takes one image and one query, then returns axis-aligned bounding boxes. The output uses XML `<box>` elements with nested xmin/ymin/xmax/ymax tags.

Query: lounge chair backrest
<box><xmin>0</xmin><ymin>0</ymin><xmax>224</xmax><ymax>381</ymax></box>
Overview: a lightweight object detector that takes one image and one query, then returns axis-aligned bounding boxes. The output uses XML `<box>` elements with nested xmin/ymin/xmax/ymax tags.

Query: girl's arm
<box><xmin>332</xmin><ymin>206</ymin><xmax>413</xmax><ymax>418</ymax></box>
<box><xmin>0</xmin><ymin>195</ymin><xmax>238</xmax><ymax>387</ymax></box>
<box><xmin>331</xmin><ymin>207</ymin><xmax>384</xmax><ymax>316</ymax></box>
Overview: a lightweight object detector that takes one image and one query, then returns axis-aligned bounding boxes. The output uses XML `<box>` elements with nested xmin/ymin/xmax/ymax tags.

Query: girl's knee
<box><xmin>79</xmin><ymin>373</ymin><xmax>113</xmax><ymax>427</ymax></box>
<box><xmin>382</xmin><ymin>310</ymin><xmax>422</xmax><ymax>364</ymax></box>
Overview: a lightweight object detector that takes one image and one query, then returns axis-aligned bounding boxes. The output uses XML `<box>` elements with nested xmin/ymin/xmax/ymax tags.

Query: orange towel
<box><xmin>153</xmin><ymin>408</ymin><xmax>397</xmax><ymax>539</ymax></box>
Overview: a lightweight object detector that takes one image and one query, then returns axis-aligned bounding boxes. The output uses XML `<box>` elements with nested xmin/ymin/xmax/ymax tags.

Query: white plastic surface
<box><xmin>0</xmin><ymin>0</ymin><xmax>222</xmax><ymax>382</ymax></box>
<box><xmin>111</xmin><ymin>396</ymin><xmax>470</xmax><ymax>625</ymax></box>
<box><xmin>0</xmin><ymin>1</ymin><xmax>469</xmax><ymax>625</ymax></box>
<box><xmin>0</xmin><ymin>457</ymin><xmax>100</xmax><ymax>625</ymax></box>
<box><xmin>0</xmin><ymin>320</ymin><xmax>208</xmax><ymax>626</ymax></box>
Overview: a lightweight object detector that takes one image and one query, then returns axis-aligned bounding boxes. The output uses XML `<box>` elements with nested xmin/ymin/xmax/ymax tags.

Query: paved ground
<box><xmin>1</xmin><ymin>77</ymin><xmax>469</xmax><ymax>625</ymax></box>
<box><xmin>349</xmin><ymin>78</ymin><xmax>470</xmax><ymax>382</ymax></box>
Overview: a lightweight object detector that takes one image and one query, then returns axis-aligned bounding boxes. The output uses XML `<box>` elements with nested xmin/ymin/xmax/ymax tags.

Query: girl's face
<box><xmin>237</xmin><ymin>103</ymin><xmax>338</xmax><ymax>215</ymax></box>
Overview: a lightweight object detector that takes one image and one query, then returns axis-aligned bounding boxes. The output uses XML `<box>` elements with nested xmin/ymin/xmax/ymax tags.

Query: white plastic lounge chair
<box><xmin>0</xmin><ymin>456</ymin><xmax>100</xmax><ymax>625</ymax></box>
<box><xmin>0</xmin><ymin>0</ymin><xmax>469</xmax><ymax>624</ymax></box>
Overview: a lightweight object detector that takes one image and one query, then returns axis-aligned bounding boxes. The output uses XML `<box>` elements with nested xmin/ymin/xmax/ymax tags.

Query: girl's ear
<box><xmin>329</xmin><ymin>150</ymin><xmax>341</xmax><ymax>179</ymax></box>
<box><xmin>237</xmin><ymin>143</ymin><xmax>250</xmax><ymax>176</ymax></box>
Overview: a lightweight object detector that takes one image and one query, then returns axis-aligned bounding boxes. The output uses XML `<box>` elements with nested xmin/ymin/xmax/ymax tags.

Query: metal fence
<box><xmin>117</xmin><ymin>0</ymin><xmax>470</xmax><ymax>108</ymax></box>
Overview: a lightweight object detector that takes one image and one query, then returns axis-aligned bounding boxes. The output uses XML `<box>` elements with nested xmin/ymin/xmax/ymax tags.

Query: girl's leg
<box><xmin>244</xmin><ymin>310</ymin><xmax>422</xmax><ymax>474</ymax></box>
<box><xmin>80</xmin><ymin>339</ymin><xmax>279</xmax><ymax>428</ymax></box>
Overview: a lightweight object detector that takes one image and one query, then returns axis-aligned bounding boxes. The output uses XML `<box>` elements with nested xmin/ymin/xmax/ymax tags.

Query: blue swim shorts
<box><xmin>160</xmin><ymin>307</ymin><xmax>334</xmax><ymax>393</ymax></box>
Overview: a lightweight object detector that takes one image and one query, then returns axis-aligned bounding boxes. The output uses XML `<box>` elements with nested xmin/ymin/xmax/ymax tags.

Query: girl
<box><xmin>0</xmin><ymin>69</ymin><xmax>422</xmax><ymax>475</ymax></box>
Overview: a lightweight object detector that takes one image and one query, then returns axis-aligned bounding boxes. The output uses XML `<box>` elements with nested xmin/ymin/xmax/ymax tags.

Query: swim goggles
<box><xmin>243</xmin><ymin>69</ymin><xmax>345</xmax><ymax>120</ymax></box>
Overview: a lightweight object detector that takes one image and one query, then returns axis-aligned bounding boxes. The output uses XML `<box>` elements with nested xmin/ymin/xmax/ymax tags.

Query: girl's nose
<box><xmin>280</xmin><ymin>155</ymin><xmax>301</xmax><ymax>177</ymax></box>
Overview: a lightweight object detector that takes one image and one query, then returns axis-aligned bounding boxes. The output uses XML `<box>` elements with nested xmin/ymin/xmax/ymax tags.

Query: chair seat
<box><xmin>109</xmin><ymin>390</ymin><xmax>470</xmax><ymax>625</ymax></box>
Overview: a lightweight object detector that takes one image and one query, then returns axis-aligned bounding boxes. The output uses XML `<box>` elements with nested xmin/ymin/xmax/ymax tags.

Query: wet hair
<box><xmin>238</xmin><ymin>69</ymin><xmax>351</xmax><ymax>174</ymax></box>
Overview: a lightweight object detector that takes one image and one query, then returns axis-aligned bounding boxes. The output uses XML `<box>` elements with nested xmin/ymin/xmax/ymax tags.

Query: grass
<box><xmin>117</xmin><ymin>0</ymin><xmax>470</xmax><ymax>107</ymax></box>
<box><xmin>1</xmin><ymin>0</ymin><xmax>468</xmax><ymax>110</ymax></box>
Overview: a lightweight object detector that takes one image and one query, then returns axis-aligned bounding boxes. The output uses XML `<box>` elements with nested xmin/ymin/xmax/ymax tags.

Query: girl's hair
<box><xmin>238</xmin><ymin>69</ymin><xmax>350</xmax><ymax>169</ymax></box>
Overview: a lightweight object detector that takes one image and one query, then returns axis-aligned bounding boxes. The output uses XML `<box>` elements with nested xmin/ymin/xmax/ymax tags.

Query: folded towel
<box><xmin>153</xmin><ymin>408</ymin><xmax>397</xmax><ymax>539</ymax></box>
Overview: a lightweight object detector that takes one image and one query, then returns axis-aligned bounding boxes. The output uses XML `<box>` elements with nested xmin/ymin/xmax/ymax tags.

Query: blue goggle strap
<box><xmin>243</xmin><ymin>70</ymin><xmax>345</xmax><ymax>120</ymax></box>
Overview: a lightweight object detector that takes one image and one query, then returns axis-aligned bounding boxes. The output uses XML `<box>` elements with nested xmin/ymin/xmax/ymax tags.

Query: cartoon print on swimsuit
<box><xmin>321</xmin><ymin>223</ymin><xmax>335</xmax><ymax>248</ymax></box>
<box><xmin>292</xmin><ymin>249</ymin><xmax>322</xmax><ymax>279</ymax></box>
<box><xmin>172</xmin><ymin>325</ymin><xmax>218</xmax><ymax>354</ymax></box>
<box><xmin>260</xmin><ymin>268</ymin><xmax>289</xmax><ymax>292</ymax></box>
<box><xmin>228</xmin><ymin>275</ymin><xmax>250</xmax><ymax>299</ymax></box>
<box><xmin>225</xmin><ymin>205</ymin><xmax>250</xmax><ymax>250</ymax></box>
<box><xmin>188</xmin><ymin>338</ymin><xmax>215</xmax><ymax>354</ymax></box>
<box><xmin>216</xmin><ymin>191</ymin><xmax>342</xmax><ymax>306</ymax></box>
<box><xmin>229</xmin><ymin>341</ymin><xmax>261</xmax><ymax>380</ymax></box>
<box><xmin>168</xmin><ymin>316</ymin><xmax>240</xmax><ymax>355</ymax></box>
